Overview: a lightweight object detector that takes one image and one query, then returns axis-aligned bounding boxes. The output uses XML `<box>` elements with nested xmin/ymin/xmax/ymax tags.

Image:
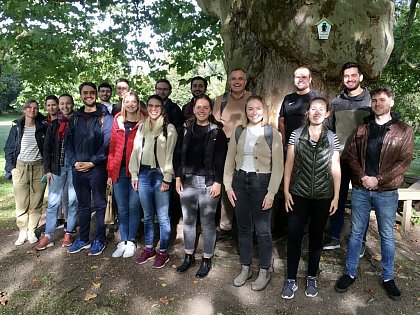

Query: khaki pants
<box><xmin>12</xmin><ymin>160</ymin><xmax>46</xmax><ymax>234</ymax></box>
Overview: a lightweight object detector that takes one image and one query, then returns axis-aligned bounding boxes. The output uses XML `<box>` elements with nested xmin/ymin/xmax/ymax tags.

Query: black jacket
<box><xmin>43</xmin><ymin>117</ymin><xmax>71</xmax><ymax>175</ymax></box>
<box><xmin>165</xmin><ymin>99</ymin><xmax>184</xmax><ymax>130</ymax></box>
<box><xmin>4</xmin><ymin>114</ymin><xmax>47</xmax><ymax>178</ymax></box>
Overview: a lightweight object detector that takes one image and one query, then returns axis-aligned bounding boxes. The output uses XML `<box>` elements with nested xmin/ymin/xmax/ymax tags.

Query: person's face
<box><xmin>45</xmin><ymin>99</ymin><xmax>58</xmax><ymax>116</ymax></box>
<box><xmin>193</xmin><ymin>99</ymin><xmax>212</xmax><ymax>124</ymax></box>
<box><xmin>246</xmin><ymin>99</ymin><xmax>264</xmax><ymax>125</ymax></box>
<box><xmin>293</xmin><ymin>68</ymin><xmax>311</xmax><ymax>91</ymax></box>
<box><xmin>343</xmin><ymin>67</ymin><xmax>363</xmax><ymax>91</ymax></box>
<box><xmin>123</xmin><ymin>94</ymin><xmax>139</xmax><ymax>115</ymax></box>
<box><xmin>24</xmin><ymin>102</ymin><xmax>39</xmax><ymax>119</ymax></box>
<box><xmin>191</xmin><ymin>79</ymin><xmax>206</xmax><ymax>98</ymax></box>
<box><xmin>371</xmin><ymin>92</ymin><xmax>394</xmax><ymax>117</ymax></box>
<box><xmin>58</xmin><ymin>96</ymin><xmax>74</xmax><ymax>116</ymax></box>
<box><xmin>147</xmin><ymin>98</ymin><xmax>163</xmax><ymax>120</ymax></box>
<box><xmin>307</xmin><ymin>100</ymin><xmax>329</xmax><ymax>125</ymax></box>
<box><xmin>99</xmin><ymin>87</ymin><xmax>112</xmax><ymax>102</ymax></box>
<box><xmin>116</xmin><ymin>82</ymin><xmax>130</xmax><ymax>99</ymax></box>
<box><xmin>80</xmin><ymin>85</ymin><xmax>97</xmax><ymax>107</ymax></box>
<box><xmin>229</xmin><ymin>70</ymin><xmax>247</xmax><ymax>93</ymax></box>
<box><xmin>155</xmin><ymin>82</ymin><xmax>171</xmax><ymax>101</ymax></box>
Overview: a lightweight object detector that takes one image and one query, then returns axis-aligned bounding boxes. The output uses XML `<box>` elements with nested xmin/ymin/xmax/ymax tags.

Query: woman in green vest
<box><xmin>282</xmin><ymin>97</ymin><xmax>341</xmax><ymax>299</ymax></box>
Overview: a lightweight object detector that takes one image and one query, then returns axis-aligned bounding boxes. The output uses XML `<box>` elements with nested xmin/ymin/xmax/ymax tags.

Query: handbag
<box><xmin>104</xmin><ymin>183</ymin><xmax>114</xmax><ymax>224</ymax></box>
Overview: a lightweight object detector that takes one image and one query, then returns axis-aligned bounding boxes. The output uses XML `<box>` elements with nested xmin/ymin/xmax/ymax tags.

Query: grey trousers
<box><xmin>180</xmin><ymin>175</ymin><xmax>220</xmax><ymax>257</ymax></box>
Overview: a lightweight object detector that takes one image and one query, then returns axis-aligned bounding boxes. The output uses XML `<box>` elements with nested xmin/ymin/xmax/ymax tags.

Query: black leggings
<box><xmin>287</xmin><ymin>195</ymin><xmax>331</xmax><ymax>279</ymax></box>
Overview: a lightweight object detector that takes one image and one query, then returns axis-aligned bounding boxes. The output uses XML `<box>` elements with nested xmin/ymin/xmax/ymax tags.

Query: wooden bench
<box><xmin>397</xmin><ymin>176</ymin><xmax>420</xmax><ymax>231</ymax></box>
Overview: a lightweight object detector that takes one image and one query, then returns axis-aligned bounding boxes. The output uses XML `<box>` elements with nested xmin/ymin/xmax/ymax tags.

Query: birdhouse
<box><xmin>315</xmin><ymin>17</ymin><xmax>333</xmax><ymax>40</ymax></box>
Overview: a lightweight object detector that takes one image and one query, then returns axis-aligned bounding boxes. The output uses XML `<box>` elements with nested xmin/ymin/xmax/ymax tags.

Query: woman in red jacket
<box><xmin>107</xmin><ymin>91</ymin><xmax>145</xmax><ymax>258</ymax></box>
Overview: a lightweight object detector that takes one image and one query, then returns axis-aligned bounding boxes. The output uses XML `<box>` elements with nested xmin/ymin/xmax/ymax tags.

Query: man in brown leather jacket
<box><xmin>335</xmin><ymin>86</ymin><xmax>414</xmax><ymax>301</ymax></box>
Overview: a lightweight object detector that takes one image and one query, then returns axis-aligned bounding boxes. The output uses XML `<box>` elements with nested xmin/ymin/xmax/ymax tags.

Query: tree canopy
<box><xmin>0</xmin><ymin>0</ymin><xmax>418</xmax><ymax>132</ymax></box>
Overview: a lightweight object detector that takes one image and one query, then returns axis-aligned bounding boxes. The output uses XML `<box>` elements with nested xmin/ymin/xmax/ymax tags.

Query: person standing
<box><xmin>129</xmin><ymin>95</ymin><xmax>177</xmax><ymax>269</ymax></box>
<box><xmin>182</xmin><ymin>76</ymin><xmax>208</xmax><ymax>120</ymax></box>
<box><xmin>98</xmin><ymin>82</ymin><xmax>115</xmax><ymax>115</ymax></box>
<box><xmin>107</xmin><ymin>91</ymin><xmax>145</xmax><ymax>258</ymax></box>
<box><xmin>225</xmin><ymin>95</ymin><xmax>283</xmax><ymax>291</ymax></box>
<box><xmin>36</xmin><ymin>94</ymin><xmax>79</xmax><ymax>250</ymax></box>
<box><xmin>335</xmin><ymin>86</ymin><xmax>414</xmax><ymax>301</ymax></box>
<box><xmin>174</xmin><ymin>95</ymin><xmax>228</xmax><ymax>278</ymax></box>
<box><xmin>66</xmin><ymin>82</ymin><xmax>113</xmax><ymax>256</ymax></box>
<box><xmin>44</xmin><ymin>95</ymin><xmax>59</xmax><ymax>124</ymax></box>
<box><xmin>155</xmin><ymin>79</ymin><xmax>184</xmax><ymax>130</ymax></box>
<box><xmin>278</xmin><ymin>66</ymin><xmax>318</xmax><ymax>149</ymax></box>
<box><xmin>281</xmin><ymin>97</ymin><xmax>341</xmax><ymax>299</ymax></box>
<box><xmin>4</xmin><ymin>100</ymin><xmax>47</xmax><ymax>245</ymax></box>
<box><xmin>213</xmin><ymin>68</ymin><xmax>252</xmax><ymax>242</ymax></box>
<box><xmin>323</xmin><ymin>62</ymin><xmax>371</xmax><ymax>253</ymax></box>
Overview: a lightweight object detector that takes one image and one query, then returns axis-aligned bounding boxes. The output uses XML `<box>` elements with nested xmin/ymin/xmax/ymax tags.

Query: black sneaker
<box><xmin>383</xmin><ymin>280</ymin><xmax>401</xmax><ymax>301</ymax></box>
<box><xmin>323</xmin><ymin>237</ymin><xmax>341</xmax><ymax>250</ymax></box>
<box><xmin>216</xmin><ymin>228</ymin><xmax>233</xmax><ymax>243</ymax></box>
<box><xmin>335</xmin><ymin>274</ymin><xmax>355</xmax><ymax>293</ymax></box>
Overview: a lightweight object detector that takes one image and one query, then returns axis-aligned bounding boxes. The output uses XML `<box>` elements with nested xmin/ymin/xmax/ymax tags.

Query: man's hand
<box><xmin>361</xmin><ymin>176</ymin><xmax>378</xmax><ymax>190</ymax></box>
<box><xmin>74</xmin><ymin>162</ymin><xmax>95</xmax><ymax>172</ymax></box>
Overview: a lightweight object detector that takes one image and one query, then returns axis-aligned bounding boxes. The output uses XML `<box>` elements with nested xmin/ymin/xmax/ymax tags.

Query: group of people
<box><xmin>4</xmin><ymin>62</ymin><xmax>414</xmax><ymax>301</ymax></box>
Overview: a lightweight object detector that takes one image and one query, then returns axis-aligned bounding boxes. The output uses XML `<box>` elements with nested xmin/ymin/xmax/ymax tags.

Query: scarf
<box><xmin>141</xmin><ymin>116</ymin><xmax>164</xmax><ymax>167</ymax></box>
<box><xmin>57</xmin><ymin>116</ymin><xmax>69</xmax><ymax>141</ymax></box>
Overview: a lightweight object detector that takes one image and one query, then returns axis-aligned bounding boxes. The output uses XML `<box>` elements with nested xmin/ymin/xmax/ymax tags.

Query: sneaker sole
<box><xmin>88</xmin><ymin>245</ymin><xmax>107</xmax><ymax>256</ymax></box>
<box><xmin>305</xmin><ymin>290</ymin><xmax>318</xmax><ymax>297</ymax></box>
<box><xmin>334</xmin><ymin>285</ymin><xmax>349</xmax><ymax>293</ymax></box>
<box><xmin>67</xmin><ymin>244</ymin><xmax>92</xmax><ymax>254</ymax></box>
<box><xmin>36</xmin><ymin>242</ymin><xmax>54</xmax><ymax>251</ymax></box>
<box><xmin>323</xmin><ymin>245</ymin><xmax>341</xmax><ymax>250</ymax></box>
<box><xmin>386</xmin><ymin>292</ymin><xmax>402</xmax><ymax>301</ymax></box>
<box><xmin>122</xmin><ymin>252</ymin><xmax>135</xmax><ymax>258</ymax></box>
<box><xmin>62</xmin><ymin>242</ymin><xmax>73</xmax><ymax>248</ymax></box>
<box><xmin>151</xmin><ymin>258</ymin><xmax>169</xmax><ymax>269</ymax></box>
<box><xmin>281</xmin><ymin>285</ymin><xmax>298</xmax><ymax>299</ymax></box>
<box><xmin>28</xmin><ymin>238</ymin><xmax>39</xmax><ymax>244</ymax></box>
<box><xmin>136</xmin><ymin>255</ymin><xmax>156</xmax><ymax>265</ymax></box>
<box><xmin>15</xmin><ymin>239</ymin><xmax>27</xmax><ymax>246</ymax></box>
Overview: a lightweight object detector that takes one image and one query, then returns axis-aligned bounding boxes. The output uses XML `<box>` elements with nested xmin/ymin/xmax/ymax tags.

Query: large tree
<box><xmin>197</xmin><ymin>0</ymin><xmax>395</xmax><ymax>121</ymax></box>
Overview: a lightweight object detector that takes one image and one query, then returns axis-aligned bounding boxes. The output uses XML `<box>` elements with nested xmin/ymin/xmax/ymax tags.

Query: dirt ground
<box><xmin>0</xmin><ymin>211</ymin><xmax>419</xmax><ymax>315</ymax></box>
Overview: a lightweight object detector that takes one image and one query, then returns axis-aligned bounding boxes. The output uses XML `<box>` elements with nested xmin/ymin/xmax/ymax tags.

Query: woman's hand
<box><xmin>176</xmin><ymin>177</ymin><xmax>183</xmax><ymax>195</ymax></box>
<box><xmin>132</xmin><ymin>180</ymin><xmax>138</xmax><ymax>191</ymax></box>
<box><xmin>210</xmin><ymin>182</ymin><xmax>221</xmax><ymax>198</ymax></box>
<box><xmin>107</xmin><ymin>178</ymin><xmax>112</xmax><ymax>186</ymax></box>
<box><xmin>160</xmin><ymin>182</ymin><xmax>170</xmax><ymax>192</ymax></box>
<box><xmin>261</xmin><ymin>197</ymin><xmax>273</xmax><ymax>211</ymax></box>
<box><xmin>46</xmin><ymin>172</ymin><xmax>53</xmax><ymax>185</ymax></box>
<box><xmin>329</xmin><ymin>197</ymin><xmax>339</xmax><ymax>215</ymax></box>
<box><xmin>284</xmin><ymin>191</ymin><xmax>294</xmax><ymax>212</ymax></box>
<box><xmin>226</xmin><ymin>189</ymin><xmax>237</xmax><ymax>207</ymax></box>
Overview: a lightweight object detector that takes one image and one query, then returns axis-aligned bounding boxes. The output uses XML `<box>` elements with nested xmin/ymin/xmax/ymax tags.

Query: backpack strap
<box><xmin>263</xmin><ymin>125</ymin><xmax>273</xmax><ymax>151</ymax></box>
<box><xmin>234</xmin><ymin>125</ymin><xmax>244</xmax><ymax>143</ymax></box>
<box><xmin>219</xmin><ymin>92</ymin><xmax>229</xmax><ymax>117</ymax></box>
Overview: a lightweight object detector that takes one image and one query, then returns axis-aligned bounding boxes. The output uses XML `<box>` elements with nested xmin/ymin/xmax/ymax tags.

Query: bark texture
<box><xmin>198</xmin><ymin>0</ymin><xmax>394</xmax><ymax>125</ymax></box>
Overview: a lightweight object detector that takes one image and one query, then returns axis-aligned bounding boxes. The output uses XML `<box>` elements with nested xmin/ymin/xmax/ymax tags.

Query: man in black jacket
<box><xmin>155</xmin><ymin>79</ymin><xmax>184</xmax><ymax>129</ymax></box>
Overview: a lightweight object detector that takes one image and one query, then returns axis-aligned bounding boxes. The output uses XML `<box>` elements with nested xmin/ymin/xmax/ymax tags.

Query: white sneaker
<box><xmin>15</xmin><ymin>230</ymin><xmax>27</xmax><ymax>246</ymax></box>
<box><xmin>28</xmin><ymin>231</ymin><xmax>38</xmax><ymax>244</ymax></box>
<box><xmin>123</xmin><ymin>241</ymin><xmax>136</xmax><ymax>258</ymax></box>
<box><xmin>112</xmin><ymin>242</ymin><xmax>126</xmax><ymax>258</ymax></box>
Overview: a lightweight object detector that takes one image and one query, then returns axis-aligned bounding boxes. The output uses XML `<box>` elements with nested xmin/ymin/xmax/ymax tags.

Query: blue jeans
<box><xmin>233</xmin><ymin>170</ymin><xmax>272</xmax><ymax>269</ymax></box>
<box><xmin>138</xmin><ymin>168</ymin><xmax>171</xmax><ymax>250</ymax></box>
<box><xmin>113</xmin><ymin>167</ymin><xmax>141</xmax><ymax>242</ymax></box>
<box><xmin>45</xmin><ymin>166</ymin><xmax>78</xmax><ymax>237</ymax></box>
<box><xmin>346</xmin><ymin>188</ymin><xmax>398</xmax><ymax>280</ymax></box>
<box><xmin>72</xmin><ymin>165</ymin><xmax>107</xmax><ymax>243</ymax></box>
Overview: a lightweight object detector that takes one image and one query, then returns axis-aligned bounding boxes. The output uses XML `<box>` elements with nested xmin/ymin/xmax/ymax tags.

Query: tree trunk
<box><xmin>197</xmin><ymin>0</ymin><xmax>394</xmax><ymax>125</ymax></box>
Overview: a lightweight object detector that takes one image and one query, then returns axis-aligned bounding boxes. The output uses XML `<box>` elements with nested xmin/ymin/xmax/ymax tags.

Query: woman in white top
<box><xmin>224</xmin><ymin>95</ymin><xmax>283</xmax><ymax>291</ymax></box>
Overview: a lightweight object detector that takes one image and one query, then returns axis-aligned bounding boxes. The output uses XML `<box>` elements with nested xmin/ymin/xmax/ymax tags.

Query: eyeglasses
<box><xmin>147</xmin><ymin>104</ymin><xmax>162</xmax><ymax>109</ymax></box>
<box><xmin>156</xmin><ymin>88</ymin><xmax>170</xmax><ymax>92</ymax></box>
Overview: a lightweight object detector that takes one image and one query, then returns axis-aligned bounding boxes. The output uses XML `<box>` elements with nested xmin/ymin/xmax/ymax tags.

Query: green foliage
<box><xmin>378</xmin><ymin>1</ymin><xmax>420</xmax><ymax>133</ymax></box>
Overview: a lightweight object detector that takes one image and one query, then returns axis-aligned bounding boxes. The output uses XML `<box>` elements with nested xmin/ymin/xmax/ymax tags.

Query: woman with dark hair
<box><xmin>224</xmin><ymin>95</ymin><xmax>283</xmax><ymax>291</ymax></box>
<box><xmin>129</xmin><ymin>95</ymin><xmax>177</xmax><ymax>269</ymax></box>
<box><xmin>174</xmin><ymin>94</ymin><xmax>228</xmax><ymax>278</ymax></box>
<box><xmin>107</xmin><ymin>91</ymin><xmax>145</xmax><ymax>258</ymax></box>
<box><xmin>4</xmin><ymin>99</ymin><xmax>47</xmax><ymax>245</ymax></box>
<box><xmin>37</xmin><ymin>94</ymin><xmax>79</xmax><ymax>250</ymax></box>
<box><xmin>281</xmin><ymin>97</ymin><xmax>341</xmax><ymax>299</ymax></box>
<box><xmin>44</xmin><ymin>95</ymin><xmax>59</xmax><ymax>124</ymax></box>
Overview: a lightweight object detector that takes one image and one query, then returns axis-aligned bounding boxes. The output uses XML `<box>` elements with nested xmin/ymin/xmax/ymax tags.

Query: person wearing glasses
<box><xmin>129</xmin><ymin>95</ymin><xmax>178</xmax><ymax>269</ymax></box>
<box><xmin>155</xmin><ymin>79</ymin><xmax>184</xmax><ymax>130</ymax></box>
